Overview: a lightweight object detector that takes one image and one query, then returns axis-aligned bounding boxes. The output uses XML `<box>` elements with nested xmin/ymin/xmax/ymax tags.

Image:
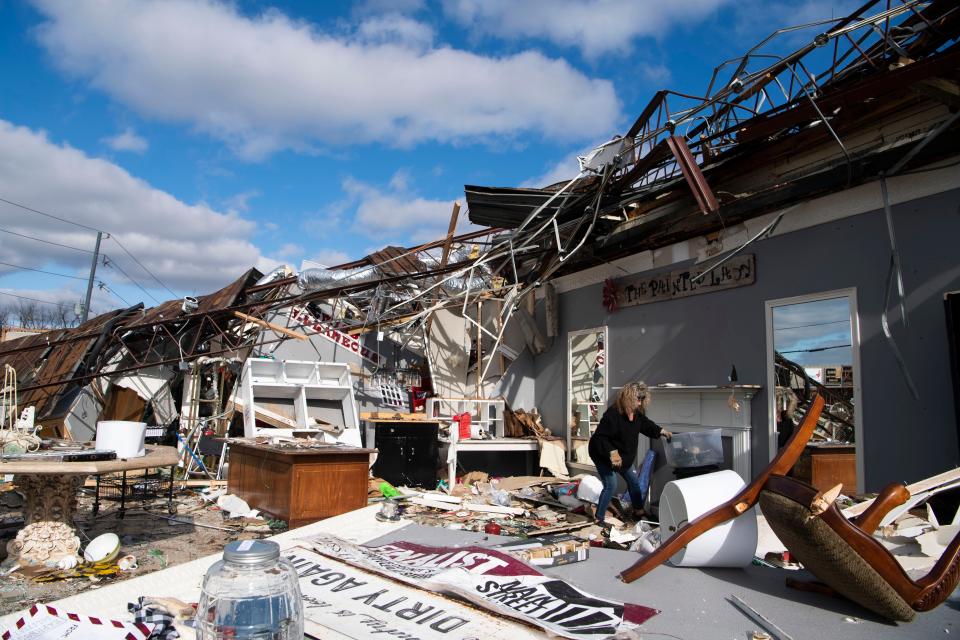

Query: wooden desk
<box><xmin>227</xmin><ymin>442</ymin><xmax>375</xmax><ymax>528</ymax></box>
<box><xmin>792</xmin><ymin>444</ymin><xmax>857</xmax><ymax>494</ymax></box>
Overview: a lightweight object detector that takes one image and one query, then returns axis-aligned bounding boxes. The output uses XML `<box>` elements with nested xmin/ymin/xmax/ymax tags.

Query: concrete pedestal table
<box><xmin>1</xmin><ymin>445</ymin><xmax>179</xmax><ymax>568</ymax></box>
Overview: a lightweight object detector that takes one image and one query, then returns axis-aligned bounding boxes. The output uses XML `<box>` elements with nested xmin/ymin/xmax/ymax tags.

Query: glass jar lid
<box><xmin>223</xmin><ymin>539</ymin><xmax>280</xmax><ymax>565</ymax></box>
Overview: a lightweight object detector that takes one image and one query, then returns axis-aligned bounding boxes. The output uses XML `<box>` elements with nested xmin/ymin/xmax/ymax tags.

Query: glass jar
<box><xmin>196</xmin><ymin>540</ymin><xmax>303</xmax><ymax>639</ymax></box>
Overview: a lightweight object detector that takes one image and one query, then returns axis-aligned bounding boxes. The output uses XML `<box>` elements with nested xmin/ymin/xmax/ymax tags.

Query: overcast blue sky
<box><xmin>0</xmin><ymin>0</ymin><xmax>855</xmax><ymax>317</ymax></box>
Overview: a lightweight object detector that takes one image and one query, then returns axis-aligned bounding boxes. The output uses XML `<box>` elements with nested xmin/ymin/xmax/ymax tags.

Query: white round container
<box><xmin>95</xmin><ymin>420</ymin><xmax>147</xmax><ymax>458</ymax></box>
<box><xmin>658</xmin><ymin>469</ymin><xmax>758</xmax><ymax>568</ymax></box>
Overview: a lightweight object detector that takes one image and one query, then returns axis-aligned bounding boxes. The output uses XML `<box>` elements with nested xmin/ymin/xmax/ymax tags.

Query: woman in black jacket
<box><xmin>588</xmin><ymin>381</ymin><xmax>672</xmax><ymax>524</ymax></box>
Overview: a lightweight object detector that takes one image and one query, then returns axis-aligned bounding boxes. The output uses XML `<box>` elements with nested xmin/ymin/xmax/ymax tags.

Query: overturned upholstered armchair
<box><xmin>759</xmin><ymin>475</ymin><xmax>960</xmax><ymax>622</ymax></box>
<box><xmin>619</xmin><ymin>392</ymin><xmax>960</xmax><ymax>622</ymax></box>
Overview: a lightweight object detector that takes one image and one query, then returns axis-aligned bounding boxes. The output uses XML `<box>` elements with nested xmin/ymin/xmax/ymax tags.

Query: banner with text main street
<box><xmin>615</xmin><ymin>254</ymin><xmax>755</xmax><ymax>308</ymax></box>
<box><xmin>303</xmin><ymin>535</ymin><xmax>659</xmax><ymax>639</ymax></box>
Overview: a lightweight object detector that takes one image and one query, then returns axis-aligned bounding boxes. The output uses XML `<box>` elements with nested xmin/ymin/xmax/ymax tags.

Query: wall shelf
<box><xmin>240</xmin><ymin>359</ymin><xmax>359</xmax><ymax>444</ymax></box>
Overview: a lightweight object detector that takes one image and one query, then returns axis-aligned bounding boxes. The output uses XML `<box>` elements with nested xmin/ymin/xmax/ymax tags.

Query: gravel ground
<box><xmin>0</xmin><ymin>484</ymin><xmax>278</xmax><ymax>617</ymax></box>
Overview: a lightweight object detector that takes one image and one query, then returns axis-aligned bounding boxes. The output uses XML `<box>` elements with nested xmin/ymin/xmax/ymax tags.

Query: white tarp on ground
<box><xmin>303</xmin><ymin>535</ymin><xmax>659</xmax><ymax>639</ymax></box>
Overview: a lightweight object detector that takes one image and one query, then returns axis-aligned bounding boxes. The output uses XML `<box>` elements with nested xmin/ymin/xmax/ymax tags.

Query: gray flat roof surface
<box><xmin>368</xmin><ymin>523</ymin><xmax>960</xmax><ymax>639</ymax></box>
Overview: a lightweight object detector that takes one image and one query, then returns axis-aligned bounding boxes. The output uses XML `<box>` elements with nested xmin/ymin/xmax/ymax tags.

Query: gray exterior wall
<box><xmin>534</xmin><ymin>188</ymin><xmax>960</xmax><ymax>491</ymax></box>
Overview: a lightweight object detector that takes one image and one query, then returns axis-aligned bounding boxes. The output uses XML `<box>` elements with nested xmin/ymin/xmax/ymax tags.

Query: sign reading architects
<box><xmin>616</xmin><ymin>254</ymin><xmax>755</xmax><ymax>308</ymax></box>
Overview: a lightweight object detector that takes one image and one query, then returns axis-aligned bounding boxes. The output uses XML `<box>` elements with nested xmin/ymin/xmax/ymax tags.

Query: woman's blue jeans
<box><xmin>593</xmin><ymin>457</ymin><xmax>650</xmax><ymax>523</ymax></box>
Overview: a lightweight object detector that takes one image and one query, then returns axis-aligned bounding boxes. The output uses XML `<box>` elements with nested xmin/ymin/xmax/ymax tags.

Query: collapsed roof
<box><xmin>4</xmin><ymin>1</ymin><xmax>957</xmax><ymax>415</ymax></box>
<box><xmin>466</xmin><ymin>0</ymin><xmax>959</xmax><ymax>278</ymax></box>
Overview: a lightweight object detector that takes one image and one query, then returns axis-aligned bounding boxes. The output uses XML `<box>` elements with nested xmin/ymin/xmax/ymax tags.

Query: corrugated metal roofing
<box><xmin>368</xmin><ymin>246</ymin><xmax>427</xmax><ymax>277</ymax></box>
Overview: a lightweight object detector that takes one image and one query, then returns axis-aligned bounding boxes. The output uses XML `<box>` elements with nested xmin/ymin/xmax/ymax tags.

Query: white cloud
<box><xmin>356</xmin><ymin>15</ymin><xmax>434</xmax><ymax>50</ymax></box>
<box><xmin>0</xmin><ymin>119</ymin><xmax>268</xmax><ymax>297</ymax></box>
<box><xmin>442</xmin><ymin>0</ymin><xmax>729</xmax><ymax>58</ymax></box>
<box><xmin>347</xmin><ymin>176</ymin><xmax>460</xmax><ymax>243</ymax></box>
<box><xmin>355</xmin><ymin>0</ymin><xmax>425</xmax><ymax>16</ymax></box>
<box><xmin>307</xmin><ymin>249</ymin><xmax>352</xmax><ymax>267</ymax></box>
<box><xmin>102</xmin><ymin>127</ymin><xmax>148</xmax><ymax>153</ymax></box>
<box><xmin>521</xmin><ymin>153</ymin><xmax>583</xmax><ymax>189</ymax></box>
<box><xmin>275</xmin><ymin>243</ymin><xmax>304</xmax><ymax>259</ymax></box>
<box><xmin>319</xmin><ymin>170</ymin><xmax>476</xmax><ymax>245</ymax></box>
<box><xmin>637</xmin><ymin>62</ymin><xmax>671</xmax><ymax>86</ymax></box>
<box><xmin>32</xmin><ymin>0</ymin><xmax>621</xmax><ymax>160</ymax></box>
<box><xmin>224</xmin><ymin>190</ymin><xmax>260</xmax><ymax>214</ymax></box>
<box><xmin>731</xmin><ymin>0</ymin><xmax>861</xmax><ymax>46</ymax></box>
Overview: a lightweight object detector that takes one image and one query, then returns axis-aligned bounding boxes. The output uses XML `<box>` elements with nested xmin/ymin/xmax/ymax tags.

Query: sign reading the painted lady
<box><xmin>613</xmin><ymin>254</ymin><xmax>755</xmax><ymax>308</ymax></box>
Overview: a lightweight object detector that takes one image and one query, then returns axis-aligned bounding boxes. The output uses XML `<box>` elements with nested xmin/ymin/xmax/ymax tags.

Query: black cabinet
<box><xmin>371</xmin><ymin>422</ymin><xmax>439</xmax><ymax>488</ymax></box>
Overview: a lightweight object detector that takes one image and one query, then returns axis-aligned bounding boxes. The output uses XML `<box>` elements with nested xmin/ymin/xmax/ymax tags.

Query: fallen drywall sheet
<box><xmin>427</xmin><ymin>308</ymin><xmax>469</xmax><ymax>397</ymax></box>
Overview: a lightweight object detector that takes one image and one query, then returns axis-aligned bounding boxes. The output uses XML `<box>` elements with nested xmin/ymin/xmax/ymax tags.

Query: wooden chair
<box><xmin>620</xmin><ymin>393</ymin><xmax>826</xmax><ymax>582</ymax></box>
<box><xmin>760</xmin><ymin>474</ymin><xmax>960</xmax><ymax>621</ymax></box>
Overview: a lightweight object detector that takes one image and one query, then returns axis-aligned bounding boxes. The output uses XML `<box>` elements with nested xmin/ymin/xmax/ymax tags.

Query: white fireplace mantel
<box><xmin>641</xmin><ymin>385</ymin><xmax>760</xmax><ymax>480</ymax></box>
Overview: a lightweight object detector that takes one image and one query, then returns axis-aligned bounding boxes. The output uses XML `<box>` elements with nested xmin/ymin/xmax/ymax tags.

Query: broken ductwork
<box><xmin>297</xmin><ymin>265</ymin><xmax>380</xmax><ymax>292</ymax></box>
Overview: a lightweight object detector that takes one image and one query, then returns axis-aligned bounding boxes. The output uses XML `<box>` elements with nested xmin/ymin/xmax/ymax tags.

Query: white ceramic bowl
<box><xmin>84</xmin><ymin>532</ymin><xmax>120</xmax><ymax>563</ymax></box>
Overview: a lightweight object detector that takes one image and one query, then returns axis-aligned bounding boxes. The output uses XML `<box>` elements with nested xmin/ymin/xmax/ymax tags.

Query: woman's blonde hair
<box><xmin>616</xmin><ymin>381</ymin><xmax>649</xmax><ymax>416</ymax></box>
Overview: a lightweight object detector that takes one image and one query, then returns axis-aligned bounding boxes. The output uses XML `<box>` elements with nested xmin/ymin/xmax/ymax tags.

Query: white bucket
<box><xmin>95</xmin><ymin>421</ymin><xmax>147</xmax><ymax>458</ymax></box>
<box><xmin>658</xmin><ymin>469</ymin><xmax>758</xmax><ymax>568</ymax></box>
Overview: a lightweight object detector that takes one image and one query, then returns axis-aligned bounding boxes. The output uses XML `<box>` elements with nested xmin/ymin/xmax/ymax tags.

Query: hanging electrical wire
<box><xmin>0</xmin><ymin>197</ymin><xmax>103</xmax><ymax>233</ymax></box>
<box><xmin>97</xmin><ymin>281</ymin><xmax>131</xmax><ymax>306</ymax></box>
<box><xmin>0</xmin><ymin>290</ymin><xmax>74</xmax><ymax>306</ymax></box>
<box><xmin>0</xmin><ymin>194</ymin><xmax>179</xmax><ymax>300</ymax></box>
<box><xmin>101</xmin><ymin>255</ymin><xmax>161</xmax><ymax>305</ymax></box>
<box><xmin>0</xmin><ymin>259</ymin><xmax>89</xmax><ymax>281</ymax></box>
<box><xmin>107</xmin><ymin>235</ymin><xmax>178</xmax><ymax>298</ymax></box>
<box><xmin>0</xmin><ymin>227</ymin><xmax>96</xmax><ymax>254</ymax></box>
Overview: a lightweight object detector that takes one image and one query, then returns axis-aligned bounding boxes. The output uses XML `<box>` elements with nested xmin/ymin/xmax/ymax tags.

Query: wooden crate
<box><xmin>227</xmin><ymin>441</ymin><xmax>374</xmax><ymax>528</ymax></box>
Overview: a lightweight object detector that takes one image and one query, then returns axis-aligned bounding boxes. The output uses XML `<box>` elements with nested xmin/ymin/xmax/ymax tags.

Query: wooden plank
<box><xmin>360</xmin><ymin>411</ymin><xmax>436</xmax><ymax>421</ymax></box>
<box><xmin>424</xmin><ymin>202</ymin><xmax>462</xmax><ymax>337</ymax></box>
<box><xmin>232</xmin><ymin>311</ymin><xmax>308</xmax><ymax>340</ymax></box>
<box><xmin>102</xmin><ymin>386</ymin><xmax>146</xmax><ymax>422</ymax></box>
<box><xmin>228</xmin><ymin>398</ymin><xmax>298</xmax><ymax>429</ymax></box>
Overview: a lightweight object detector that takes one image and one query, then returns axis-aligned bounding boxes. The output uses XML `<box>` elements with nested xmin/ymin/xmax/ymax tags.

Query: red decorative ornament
<box><xmin>602</xmin><ymin>278</ymin><xmax>620</xmax><ymax>313</ymax></box>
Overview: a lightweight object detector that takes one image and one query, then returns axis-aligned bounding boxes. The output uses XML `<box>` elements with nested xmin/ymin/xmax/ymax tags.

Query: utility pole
<box><xmin>80</xmin><ymin>231</ymin><xmax>103</xmax><ymax>323</ymax></box>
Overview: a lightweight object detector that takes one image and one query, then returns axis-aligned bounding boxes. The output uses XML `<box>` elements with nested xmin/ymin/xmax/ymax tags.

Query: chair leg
<box><xmin>166</xmin><ymin>465</ymin><xmax>176</xmax><ymax>514</ymax></box>
<box><xmin>92</xmin><ymin>474</ymin><xmax>101</xmax><ymax>516</ymax></box>
<box><xmin>118</xmin><ymin>471</ymin><xmax>127</xmax><ymax>519</ymax></box>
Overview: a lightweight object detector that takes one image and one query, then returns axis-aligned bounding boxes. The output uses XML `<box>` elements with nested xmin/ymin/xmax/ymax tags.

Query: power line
<box><xmin>0</xmin><ymin>259</ymin><xmax>89</xmax><ymax>281</ymax></box>
<box><xmin>1</xmin><ymin>194</ymin><xmax>179</xmax><ymax>298</ymax></box>
<box><xmin>97</xmin><ymin>281</ymin><xmax>131</xmax><ymax>306</ymax></box>
<box><xmin>780</xmin><ymin>343</ymin><xmax>852</xmax><ymax>354</ymax></box>
<box><xmin>0</xmin><ymin>290</ymin><xmax>72</xmax><ymax>306</ymax></box>
<box><xmin>108</xmin><ymin>235</ymin><xmax>178</xmax><ymax>298</ymax></box>
<box><xmin>0</xmin><ymin>226</ymin><xmax>96</xmax><ymax>254</ymax></box>
<box><xmin>0</xmin><ymin>259</ymin><xmax>132</xmax><ymax>308</ymax></box>
<box><xmin>774</xmin><ymin>319</ymin><xmax>849</xmax><ymax>331</ymax></box>
<box><xmin>0</xmin><ymin>197</ymin><xmax>103</xmax><ymax>233</ymax></box>
<box><xmin>101</xmin><ymin>255</ymin><xmax>161</xmax><ymax>304</ymax></box>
